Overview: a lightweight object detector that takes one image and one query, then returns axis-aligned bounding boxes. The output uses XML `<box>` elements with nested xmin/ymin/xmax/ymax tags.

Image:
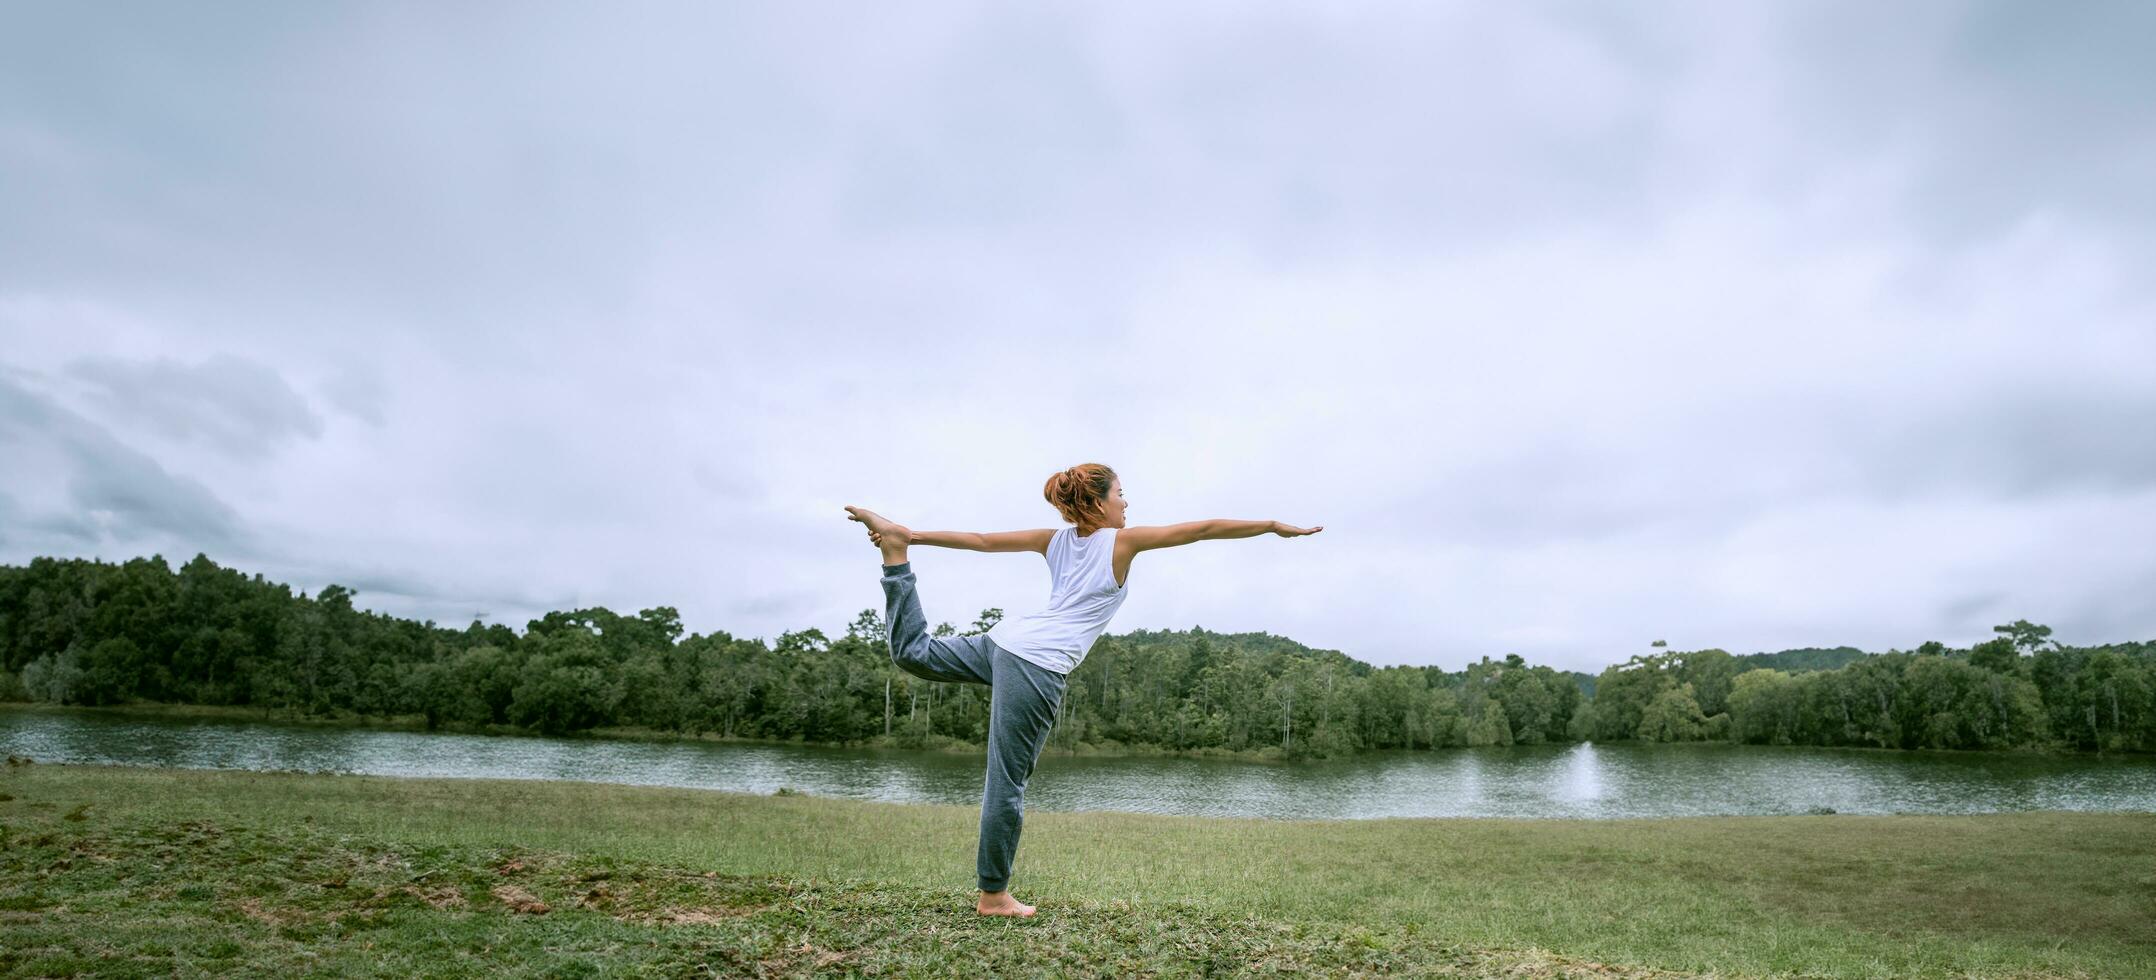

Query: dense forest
<box><xmin>2</xmin><ymin>554</ymin><xmax>2151</xmax><ymax>757</ymax></box>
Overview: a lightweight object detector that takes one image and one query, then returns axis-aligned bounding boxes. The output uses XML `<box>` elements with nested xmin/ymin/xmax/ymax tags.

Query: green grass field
<box><xmin>0</xmin><ymin>760</ymin><xmax>2148</xmax><ymax>978</ymax></box>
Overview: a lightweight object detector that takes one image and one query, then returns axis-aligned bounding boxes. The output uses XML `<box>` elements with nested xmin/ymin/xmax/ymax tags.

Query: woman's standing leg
<box><xmin>976</xmin><ymin>642</ymin><xmax>1067</xmax><ymax>915</ymax></box>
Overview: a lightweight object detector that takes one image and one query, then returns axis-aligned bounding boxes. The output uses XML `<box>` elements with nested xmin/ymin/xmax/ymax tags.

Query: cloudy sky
<box><xmin>3</xmin><ymin>2</ymin><xmax>2151</xmax><ymax>672</ymax></box>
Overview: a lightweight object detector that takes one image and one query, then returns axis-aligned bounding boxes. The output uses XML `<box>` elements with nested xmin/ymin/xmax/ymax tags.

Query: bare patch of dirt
<box><xmin>491</xmin><ymin>884</ymin><xmax>550</xmax><ymax>914</ymax></box>
<box><xmin>235</xmin><ymin>897</ymin><xmax>306</xmax><ymax>927</ymax></box>
<box><xmin>403</xmin><ymin>884</ymin><xmax>465</xmax><ymax>909</ymax></box>
<box><xmin>641</xmin><ymin>905</ymin><xmax>762</xmax><ymax>926</ymax></box>
<box><xmin>760</xmin><ymin>942</ymin><xmax>855</xmax><ymax>972</ymax></box>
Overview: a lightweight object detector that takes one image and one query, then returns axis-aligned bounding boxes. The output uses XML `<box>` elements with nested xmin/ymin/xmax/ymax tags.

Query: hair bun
<box><xmin>1042</xmin><ymin>463</ymin><xmax>1117</xmax><ymax>527</ymax></box>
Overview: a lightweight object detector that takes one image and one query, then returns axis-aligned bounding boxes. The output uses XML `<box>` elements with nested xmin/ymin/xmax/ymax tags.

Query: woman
<box><xmin>845</xmin><ymin>462</ymin><xmax>1322</xmax><ymax>917</ymax></box>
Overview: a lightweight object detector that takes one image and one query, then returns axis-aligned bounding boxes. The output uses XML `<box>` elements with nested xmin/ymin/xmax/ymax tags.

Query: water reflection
<box><xmin>3</xmin><ymin>707</ymin><xmax>2152</xmax><ymax>820</ymax></box>
<box><xmin>1557</xmin><ymin>742</ymin><xmax>1602</xmax><ymax>804</ymax></box>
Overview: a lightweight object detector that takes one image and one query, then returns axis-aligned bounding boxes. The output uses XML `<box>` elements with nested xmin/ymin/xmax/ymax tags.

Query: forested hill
<box><xmin>2</xmin><ymin>553</ymin><xmax>2151</xmax><ymax>757</ymax></box>
<box><xmin>1121</xmin><ymin>626</ymin><xmax>1608</xmax><ymax>701</ymax></box>
<box><xmin>1570</xmin><ymin>647</ymin><xmax>1878</xmax><ymax>699</ymax></box>
<box><xmin>1112</xmin><ymin>628</ymin><xmax>1365</xmax><ymax>675</ymax></box>
<box><xmin>1737</xmin><ymin>647</ymin><xmax>1873</xmax><ymax>672</ymax></box>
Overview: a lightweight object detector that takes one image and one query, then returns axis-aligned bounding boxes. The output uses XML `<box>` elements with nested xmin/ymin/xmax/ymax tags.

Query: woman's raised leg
<box><xmin>879</xmin><ymin>561</ymin><xmax>992</xmax><ymax>685</ymax></box>
<box><xmin>851</xmin><ymin>505</ymin><xmax>991</xmax><ymax>685</ymax></box>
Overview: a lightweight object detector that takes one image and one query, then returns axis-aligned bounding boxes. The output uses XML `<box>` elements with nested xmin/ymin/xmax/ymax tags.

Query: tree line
<box><xmin>2</xmin><ymin>554</ymin><xmax>2150</xmax><ymax>756</ymax></box>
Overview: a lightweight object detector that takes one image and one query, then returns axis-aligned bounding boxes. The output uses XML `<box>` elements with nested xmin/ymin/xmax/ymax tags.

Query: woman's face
<box><xmin>1104</xmin><ymin>478</ymin><xmax>1128</xmax><ymax>528</ymax></box>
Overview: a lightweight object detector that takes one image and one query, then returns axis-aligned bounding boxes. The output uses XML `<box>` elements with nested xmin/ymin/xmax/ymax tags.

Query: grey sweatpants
<box><xmin>880</xmin><ymin>561</ymin><xmax>1067</xmax><ymax>894</ymax></box>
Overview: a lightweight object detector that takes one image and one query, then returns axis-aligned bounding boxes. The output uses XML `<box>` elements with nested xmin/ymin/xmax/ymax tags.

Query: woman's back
<box><xmin>986</xmin><ymin>526</ymin><xmax>1129</xmax><ymax>674</ymax></box>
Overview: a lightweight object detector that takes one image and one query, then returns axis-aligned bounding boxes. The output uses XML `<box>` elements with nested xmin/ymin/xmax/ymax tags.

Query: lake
<box><xmin>4</xmin><ymin>705</ymin><xmax>2152</xmax><ymax>820</ymax></box>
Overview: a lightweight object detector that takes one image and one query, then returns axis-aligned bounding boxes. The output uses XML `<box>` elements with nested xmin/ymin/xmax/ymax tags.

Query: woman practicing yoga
<box><xmin>845</xmin><ymin>462</ymin><xmax>1323</xmax><ymax>917</ymax></box>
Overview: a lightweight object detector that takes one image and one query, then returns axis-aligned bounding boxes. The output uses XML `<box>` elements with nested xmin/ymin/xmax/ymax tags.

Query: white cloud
<box><xmin>2</xmin><ymin>2</ymin><xmax>2151</xmax><ymax>668</ymax></box>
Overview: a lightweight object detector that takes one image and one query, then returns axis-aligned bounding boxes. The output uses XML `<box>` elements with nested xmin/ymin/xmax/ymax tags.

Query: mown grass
<box><xmin>1</xmin><ymin>760</ymin><xmax>2149</xmax><ymax>978</ymax></box>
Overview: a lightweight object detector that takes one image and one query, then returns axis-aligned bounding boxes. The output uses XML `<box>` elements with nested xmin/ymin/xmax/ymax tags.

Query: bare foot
<box><xmin>976</xmin><ymin>890</ymin><xmax>1036</xmax><ymax>917</ymax></box>
<box><xmin>845</xmin><ymin>506</ymin><xmax>912</xmax><ymax>565</ymax></box>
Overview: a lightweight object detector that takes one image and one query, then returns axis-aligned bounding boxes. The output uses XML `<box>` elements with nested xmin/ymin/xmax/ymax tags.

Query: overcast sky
<box><xmin>3</xmin><ymin>2</ymin><xmax>2152</xmax><ymax>672</ymax></box>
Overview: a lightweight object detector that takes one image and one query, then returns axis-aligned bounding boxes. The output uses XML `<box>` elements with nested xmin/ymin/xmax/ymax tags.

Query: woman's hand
<box><xmin>1272</xmin><ymin>522</ymin><xmax>1323</xmax><ymax>537</ymax></box>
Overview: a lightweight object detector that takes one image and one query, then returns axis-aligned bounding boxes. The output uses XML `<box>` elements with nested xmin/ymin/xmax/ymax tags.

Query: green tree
<box><xmin>1994</xmin><ymin>619</ymin><xmax>2055</xmax><ymax>655</ymax></box>
<box><xmin>1728</xmin><ymin>669</ymin><xmax>1798</xmax><ymax>744</ymax></box>
<box><xmin>1637</xmin><ymin>682</ymin><xmax>1709</xmax><ymax>742</ymax></box>
<box><xmin>1457</xmin><ymin>690</ymin><xmax>1513</xmax><ymax>746</ymax></box>
<box><xmin>1491</xmin><ymin>658</ymin><xmax>1559</xmax><ymax>744</ymax></box>
<box><xmin>1671</xmin><ymin>648</ymin><xmax>1740</xmax><ymax>716</ymax></box>
<box><xmin>1969</xmin><ymin>637</ymin><xmax>2021</xmax><ymax>674</ymax></box>
<box><xmin>1589</xmin><ymin>655</ymin><xmax>1675</xmax><ymax>740</ymax></box>
<box><xmin>965</xmin><ymin>608</ymin><xmax>1004</xmax><ymax>636</ymax></box>
<box><xmin>509</xmin><ymin>629</ymin><xmax>625</xmax><ymax>736</ymax></box>
<box><xmin>22</xmin><ymin>647</ymin><xmax>86</xmax><ymax>704</ymax></box>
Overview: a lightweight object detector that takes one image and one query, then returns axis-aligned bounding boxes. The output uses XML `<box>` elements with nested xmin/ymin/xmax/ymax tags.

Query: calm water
<box><xmin>4</xmin><ymin>706</ymin><xmax>2152</xmax><ymax>820</ymax></box>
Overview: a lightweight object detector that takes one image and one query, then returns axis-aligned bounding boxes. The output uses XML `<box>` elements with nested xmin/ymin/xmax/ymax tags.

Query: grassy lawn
<box><xmin>0</xmin><ymin>761</ymin><xmax>2149</xmax><ymax>977</ymax></box>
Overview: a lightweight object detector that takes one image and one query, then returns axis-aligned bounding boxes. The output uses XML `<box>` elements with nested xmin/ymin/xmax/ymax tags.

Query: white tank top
<box><xmin>986</xmin><ymin>525</ymin><xmax>1130</xmax><ymax>675</ymax></box>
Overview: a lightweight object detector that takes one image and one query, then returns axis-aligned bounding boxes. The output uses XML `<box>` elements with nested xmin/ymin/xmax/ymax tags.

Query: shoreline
<box><xmin>0</xmin><ymin>700</ymin><xmax>1303</xmax><ymax>763</ymax></box>
<box><xmin>0</xmin><ymin>698</ymin><xmax>2130</xmax><ymax>763</ymax></box>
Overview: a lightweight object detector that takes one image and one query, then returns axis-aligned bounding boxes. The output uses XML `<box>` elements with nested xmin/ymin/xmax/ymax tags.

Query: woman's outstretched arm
<box><xmin>1122</xmin><ymin>520</ymin><xmax>1323</xmax><ymax>553</ymax></box>
<box><xmin>909</xmin><ymin>529</ymin><xmax>1056</xmax><ymax>554</ymax></box>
